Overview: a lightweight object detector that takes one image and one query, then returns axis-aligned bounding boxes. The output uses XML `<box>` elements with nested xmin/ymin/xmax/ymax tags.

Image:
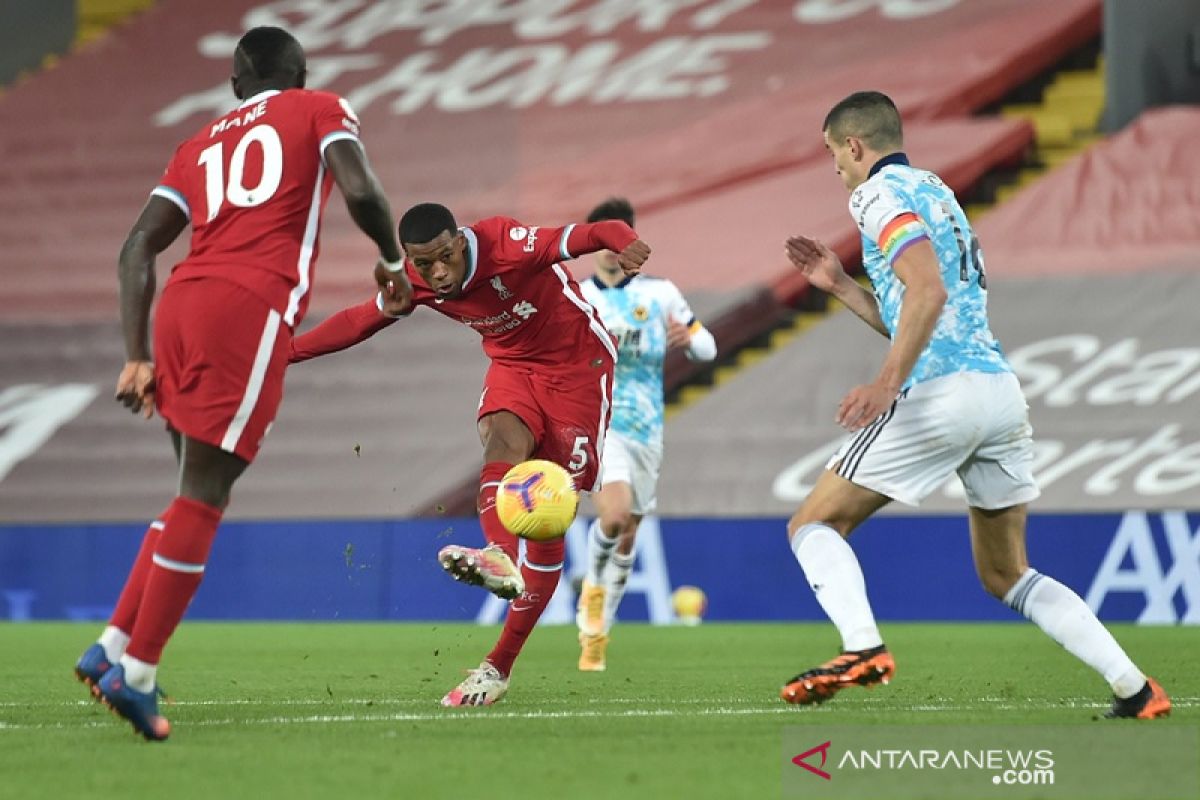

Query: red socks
<box><xmin>108</xmin><ymin>509</ymin><xmax>171</xmax><ymax>634</ymax></box>
<box><xmin>487</xmin><ymin>537</ymin><xmax>565</xmax><ymax>676</ymax></box>
<box><xmin>125</xmin><ymin>496</ymin><xmax>222</xmax><ymax>665</ymax></box>
<box><xmin>478</xmin><ymin>461</ymin><xmax>519</xmax><ymax>562</ymax></box>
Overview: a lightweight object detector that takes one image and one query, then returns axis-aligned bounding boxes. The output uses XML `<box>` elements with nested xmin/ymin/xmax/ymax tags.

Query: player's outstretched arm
<box><xmin>563</xmin><ymin>220</ymin><xmax>650</xmax><ymax>275</ymax></box>
<box><xmin>289</xmin><ymin>296</ymin><xmax>399</xmax><ymax>364</ymax></box>
<box><xmin>785</xmin><ymin>235</ymin><xmax>888</xmax><ymax>338</ymax></box>
<box><xmin>116</xmin><ymin>195</ymin><xmax>187</xmax><ymax>418</ymax></box>
<box><xmin>325</xmin><ymin>140</ymin><xmax>413</xmax><ymax>312</ymax></box>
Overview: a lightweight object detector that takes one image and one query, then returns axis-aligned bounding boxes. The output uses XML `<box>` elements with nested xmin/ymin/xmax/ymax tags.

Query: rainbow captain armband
<box><xmin>877</xmin><ymin>212</ymin><xmax>928</xmax><ymax>265</ymax></box>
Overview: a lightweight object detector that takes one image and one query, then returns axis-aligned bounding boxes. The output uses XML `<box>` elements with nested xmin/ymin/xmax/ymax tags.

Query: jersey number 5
<box><xmin>197</xmin><ymin>125</ymin><xmax>284</xmax><ymax>223</ymax></box>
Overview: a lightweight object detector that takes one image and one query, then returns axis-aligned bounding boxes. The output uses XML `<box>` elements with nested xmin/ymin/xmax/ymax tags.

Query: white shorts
<box><xmin>825</xmin><ymin>371</ymin><xmax>1041</xmax><ymax>509</ymax></box>
<box><xmin>599</xmin><ymin>431</ymin><xmax>663</xmax><ymax>515</ymax></box>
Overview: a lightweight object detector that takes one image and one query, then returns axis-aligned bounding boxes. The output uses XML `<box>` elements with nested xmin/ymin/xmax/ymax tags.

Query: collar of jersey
<box><xmin>460</xmin><ymin>226</ymin><xmax>479</xmax><ymax>290</ymax></box>
<box><xmin>868</xmin><ymin>151</ymin><xmax>909</xmax><ymax>178</ymax></box>
<box><xmin>591</xmin><ymin>274</ymin><xmax>635</xmax><ymax>291</ymax></box>
<box><xmin>238</xmin><ymin>89</ymin><xmax>282</xmax><ymax>109</ymax></box>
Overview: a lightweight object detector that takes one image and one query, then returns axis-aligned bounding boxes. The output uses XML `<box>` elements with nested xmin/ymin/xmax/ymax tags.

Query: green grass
<box><xmin>0</xmin><ymin>622</ymin><xmax>1195</xmax><ymax>799</ymax></box>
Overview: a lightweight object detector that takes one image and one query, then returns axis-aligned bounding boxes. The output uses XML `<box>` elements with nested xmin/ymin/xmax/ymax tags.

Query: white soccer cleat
<box><xmin>437</xmin><ymin>543</ymin><xmax>525</xmax><ymax>601</ymax></box>
<box><xmin>440</xmin><ymin>661</ymin><xmax>509</xmax><ymax>707</ymax></box>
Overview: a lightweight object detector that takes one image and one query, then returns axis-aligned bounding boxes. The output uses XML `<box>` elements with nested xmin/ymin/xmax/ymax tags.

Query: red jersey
<box><xmin>407</xmin><ymin>217</ymin><xmax>621</xmax><ymax>367</ymax></box>
<box><xmin>153</xmin><ymin>88</ymin><xmax>362</xmax><ymax>328</ymax></box>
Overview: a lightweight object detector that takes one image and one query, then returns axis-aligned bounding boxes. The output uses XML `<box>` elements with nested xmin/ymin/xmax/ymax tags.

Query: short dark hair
<box><xmin>235</xmin><ymin>27</ymin><xmax>305</xmax><ymax>82</ymax></box>
<box><xmin>823</xmin><ymin>91</ymin><xmax>903</xmax><ymax>152</ymax></box>
<box><xmin>399</xmin><ymin>203</ymin><xmax>458</xmax><ymax>245</ymax></box>
<box><xmin>587</xmin><ymin>197</ymin><xmax>635</xmax><ymax>227</ymax></box>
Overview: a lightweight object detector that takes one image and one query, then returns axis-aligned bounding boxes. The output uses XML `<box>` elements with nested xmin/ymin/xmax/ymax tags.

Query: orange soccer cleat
<box><xmin>780</xmin><ymin>644</ymin><xmax>896</xmax><ymax>706</ymax></box>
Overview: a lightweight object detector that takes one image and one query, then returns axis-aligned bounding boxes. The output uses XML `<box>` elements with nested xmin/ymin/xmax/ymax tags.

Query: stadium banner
<box><xmin>0</xmin><ymin>510</ymin><xmax>1196</xmax><ymax>623</ymax></box>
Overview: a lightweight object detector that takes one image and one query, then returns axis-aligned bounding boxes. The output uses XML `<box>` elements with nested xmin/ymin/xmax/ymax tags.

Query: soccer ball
<box><xmin>495</xmin><ymin>459</ymin><xmax>579</xmax><ymax>541</ymax></box>
<box><xmin>672</xmin><ymin>585</ymin><xmax>708</xmax><ymax>625</ymax></box>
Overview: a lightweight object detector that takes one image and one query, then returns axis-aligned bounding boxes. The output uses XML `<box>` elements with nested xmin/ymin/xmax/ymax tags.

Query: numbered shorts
<box><xmin>478</xmin><ymin>357</ymin><xmax>614</xmax><ymax>493</ymax></box>
<box><xmin>600</xmin><ymin>431</ymin><xmax>663</xmax><ymax>515</ymax></box>
<box><xmin>826</xmin><ymin>370</ymin><xmax>1041</xmax><ymax>509</ymax></box>
<box><xmin>154</xmin><ymin>278</ymin><xmax>289</xmax><ymax>463</ymax></box>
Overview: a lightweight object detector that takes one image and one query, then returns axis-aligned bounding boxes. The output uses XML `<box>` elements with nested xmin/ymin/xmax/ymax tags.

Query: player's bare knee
<box><xmin>978</xmin><ymin>566</ymin><xmax>1022</xmax><ymax>599</ymax></box>
<box><xmin>601</xmin><ymin>510</ymin><xmax>631</xmax><ymax>536</ymax></box>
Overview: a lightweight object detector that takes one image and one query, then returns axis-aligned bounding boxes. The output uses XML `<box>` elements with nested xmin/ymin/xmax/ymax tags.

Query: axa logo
<box><xmin>792</xmin><ymin>740</ymin><xmax>832</xmax><ymax>780</ymax></box>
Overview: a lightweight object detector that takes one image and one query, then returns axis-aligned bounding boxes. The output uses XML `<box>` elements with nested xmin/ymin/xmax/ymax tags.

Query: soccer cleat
<box><xmin>437</xmin><ymin>543</ymin><xmax>525</xmax><ymax>601</ymax></box>
<box><xmin>96</xmin><ymin>664</ymin><xmax>171</xmax><ymax>741</ymax></box>
<box><xmin>576</xmin><ymin>580</ymin><xmax>607</xmax><ymax>636</ymax></box>
<box><xmin>780</xmin><ymin>644</ymin><xmax>895</xmax><ymax>706</ymax></box>
<box><xmin>1104</xmin><ymin>677</ymin><xmax>1171</xmax><ymax>719</ymax></box>
<box><xmin>578</xmin><ymin>633</ymin><xmax>609</xmax><ymax>672</ymax></box>
<box><xmin>440</xmin><ymin>661</ymin><xmax>509</xmax><ymax>707</ymax></box>
<box><xmin>74</xmin><ymin>643</ymin><xmax>113</xmax><ymax>698</ymax></box>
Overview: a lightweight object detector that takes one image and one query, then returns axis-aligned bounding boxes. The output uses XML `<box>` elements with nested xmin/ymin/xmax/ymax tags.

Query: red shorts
<box><xmin>478</xmin><ymin>357</ymin><xmax>614</xmax><ymax>492</ymax></box>
<box><xmin>153</xmin><ymin>278</ymin><xmax>290</xmax><ymax>463</ymax></box>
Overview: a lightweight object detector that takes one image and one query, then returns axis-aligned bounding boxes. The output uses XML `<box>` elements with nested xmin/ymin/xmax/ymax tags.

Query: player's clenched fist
<box><xmin>115</xmin><ymin>360</ymin><xmax>156</xmax><ymax>419</ymax></box>
<box><xmin>617</xmin><ymin>239</ymin><xmax>651</xmax><ymax>276</ymax></box>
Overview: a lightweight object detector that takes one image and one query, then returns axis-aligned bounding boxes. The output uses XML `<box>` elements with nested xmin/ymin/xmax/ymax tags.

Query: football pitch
<box><xmin>1</xmin><ymin>622</ymin><xmax>1195</xmax><ymax>799</ymax></box>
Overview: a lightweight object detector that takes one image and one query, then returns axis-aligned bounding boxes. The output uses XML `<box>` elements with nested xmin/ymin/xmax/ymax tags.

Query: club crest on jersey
<box><xmin>633</xmin><ymin>305</ymin><xmax>649</xmax><ymax>321</ymax></box>
<box><xmin>490</xmin><ymin>275</ymin><xmax>513</xmax><ymax>300</ymax></box>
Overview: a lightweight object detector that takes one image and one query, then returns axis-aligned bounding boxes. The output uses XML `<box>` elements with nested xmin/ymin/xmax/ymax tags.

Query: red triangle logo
<box><xmin>792</xmin><ymin>740</ymin><xmax>832</xmax><ymax>780</ymax></box>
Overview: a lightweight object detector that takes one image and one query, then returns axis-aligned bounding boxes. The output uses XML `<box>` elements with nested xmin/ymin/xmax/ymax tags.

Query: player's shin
<box><xmin>123</xmin><ymin>496</ymin><xmax>222</xmax><ymax>692</ymax></box>
<box><xmin>586</xmin><ymin>518</ymin><xmax>619</xmax><ymax>586</ymax></box>
<box><xmin>791</xmin><ymin>523</ymin><xmax>884</xmax><ymax>652</ymax></box>
<box><xmin>105</xmin><ymin>511</ymin><xmax>171</xmax><ymax>657</ymax></box>
<box><xmin>602</xmin><ymin>550</ymin><xmax>636</xmax><ymax>631</ymax></box>
<box><xmin>478</xmin><ymin>461</ymin><xmax>519</xmax><ymax>562</ymax></box>
<box><xmin>486</xmin><ymin>538</ymin><xmax>565</xmax><ymax>676</ymax></box>
<box><xmin>1003</xmin><ymin>568</ymin><xmax>1146</xmax><ymax>698</ymax></box>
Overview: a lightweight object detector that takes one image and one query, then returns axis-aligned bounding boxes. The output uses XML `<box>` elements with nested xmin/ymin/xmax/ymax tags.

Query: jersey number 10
<box><xmin>941</xmin><ymin>201</ymin><xmax>987</xmax><ymax>289</ymax></box>
<box><xmin>197</xmin><ymin>125</ymin><xmax>284</xmax><ymax>223</ymax></box>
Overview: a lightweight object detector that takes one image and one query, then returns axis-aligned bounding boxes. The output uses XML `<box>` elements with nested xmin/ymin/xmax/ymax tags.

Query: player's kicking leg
<box><xmin>780</xmin><ymin>470</ymin><xmax>895</xmax><ymax>705</ymax></box>
<box><xmin>970</xmin><ymin>504</ymin><xmax>1171</xmax><ymax>720</ymax></box>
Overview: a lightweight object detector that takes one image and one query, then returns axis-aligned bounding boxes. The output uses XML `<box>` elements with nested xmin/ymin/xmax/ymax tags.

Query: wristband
<box><xmin>379</xmin><ymin>257</ymin><xmax>406</xmax><ymax>273</ymax></box>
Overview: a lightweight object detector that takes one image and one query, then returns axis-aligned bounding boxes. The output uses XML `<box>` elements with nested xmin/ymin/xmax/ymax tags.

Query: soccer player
<box><xmin>289</xmin><ymin>202</ymin><xmax>651</xmax><ymax>705</ymax></box>
<box><xmin>779</xmin><ymin>91</ymin><xmax>1169</xmax><ymax>719</ymax></box>
<box><xmin>573</xmin><ymin>198</ymin><xmax>717</xmax><ymax>671</ymax></box>
<box><xmin>72</xmin><ymin>26</ymin><xmax>412</xmax><ymax>740</ymax></box>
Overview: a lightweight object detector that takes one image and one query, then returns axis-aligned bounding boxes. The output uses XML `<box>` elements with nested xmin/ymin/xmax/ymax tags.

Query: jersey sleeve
<box><xmin>849</xmin><ymin>181</ymin><xmax>930</xmax><ymax>268</ymax></box>
<box><xmin>149</xmin><ymin>142</ymin><xmax>192</xmax><ymax>222</ymax></box>
<box><xmin>664</xmin><ymin>280</ymin><xmax>717</xmax><ymax>362</ymax></box>
<box><xmin>480</xmin><ymin>217</ymin><xmax>575</xmax><ymax>271</ymax></box>
<box><xmin>311</xmin><ymin>92</ymin><xmax>363</xmax><ymax>163</ymax></box>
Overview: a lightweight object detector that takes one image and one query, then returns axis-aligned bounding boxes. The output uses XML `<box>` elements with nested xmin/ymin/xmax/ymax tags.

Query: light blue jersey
<box><xmin>580</xmin><ymin>274</ymin><xmax>701</xmax><ymax>446</ymax></box>
<box><xmin>850</xmin><ymin>153</ymin><xmax>1010</xmax><ymax>388</ymax></box>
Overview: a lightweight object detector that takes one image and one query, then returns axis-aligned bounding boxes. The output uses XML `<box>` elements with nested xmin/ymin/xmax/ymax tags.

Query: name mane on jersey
<box><xmin>210</xmin><ymin>98</ymin><xmax>271</xmax><ymax>138</ymax></box>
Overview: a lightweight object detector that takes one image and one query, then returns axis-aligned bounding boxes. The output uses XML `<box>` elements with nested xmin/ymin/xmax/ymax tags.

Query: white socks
<box><xmin>791</xmin><ymin>523</ymin><xmax>883</xmax><ymax>652</ymax></box>
<box><xmin>98</xmin><ymin>625</ymin><xmax>130</xmax><ymax>664</ymax></box>
<box><xmin>586</xmin><ymin>519</ymin><xmax>619</xmax><ymax>587</ymax></box>
<box><xmin>601</xmin><ymin>552</ymin><xmax>636</xmax><ymax>633</ymax></box>
<box><xmin>1004</xmin><ymin>568</ymin><xmax>1146</xmax><ymax>698</ymax></box>
<box><xmin>120</xmin><ymin>654</ymin><xmax>158</xmax><ymax>693</ymax></box>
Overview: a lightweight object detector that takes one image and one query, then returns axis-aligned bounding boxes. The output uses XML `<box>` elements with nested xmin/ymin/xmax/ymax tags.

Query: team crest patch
<box><xmin>633</xmin><ymin>305</ymin><xmax>649</xmax><ymax>321</ymax></box>
<box><xmin>490</xmin><ymin>275</ymin><xmax>513</xmax><ymax>300</ymax></box>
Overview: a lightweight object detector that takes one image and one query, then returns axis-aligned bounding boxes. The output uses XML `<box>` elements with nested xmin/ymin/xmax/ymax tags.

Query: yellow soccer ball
<box><xmin>495</xmin><ymin>460</ymin><xmax>579</xmax><ymax>541</ymax></box>
<box><xmin>672</xmin><ymin>585</ymin><xmax>708</xmax><ymax>625</ymax></box>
